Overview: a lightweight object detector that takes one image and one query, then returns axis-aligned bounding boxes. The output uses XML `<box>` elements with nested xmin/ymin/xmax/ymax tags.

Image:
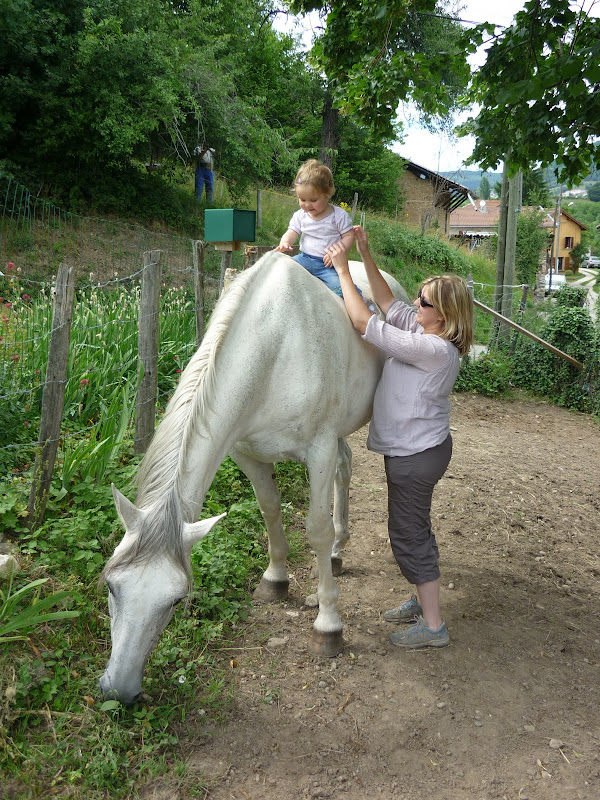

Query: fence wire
<box><xmin>0</xmin><ymin>176</ymin><xmax>238</xmax><ymax>489</ymax></box>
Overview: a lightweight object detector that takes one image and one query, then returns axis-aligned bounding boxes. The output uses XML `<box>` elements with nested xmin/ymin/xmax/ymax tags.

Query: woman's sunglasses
<box><xmin>417</xmin><ymin>288</ymin><xmax>434</xmax><ymax>308</ymax></box>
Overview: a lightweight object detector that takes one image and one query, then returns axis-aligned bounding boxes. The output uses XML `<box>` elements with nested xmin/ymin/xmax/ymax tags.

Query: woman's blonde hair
<box><xmin>420</xmin><ymin>275</ymin><xmax>474</xmax><ymax>356</ymax></box>
<box><xmin>294</xmin><ymin>159</ymin><xmax>335</xmax><ymax>198</ymax></box>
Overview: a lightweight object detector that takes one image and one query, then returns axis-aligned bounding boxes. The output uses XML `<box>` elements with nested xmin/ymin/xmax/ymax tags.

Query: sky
<box><xmin>397</xmin><ymin>1</ymin><xmax>529</xmax><ymax>174</ymax></box>
<box><xmin>274</xmin><ymin>1</ymin><xmax>530</xmax><ymax>174</ymax></box>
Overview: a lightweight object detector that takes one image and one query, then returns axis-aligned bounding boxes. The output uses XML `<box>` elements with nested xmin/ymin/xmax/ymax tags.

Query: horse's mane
<box><xmin>102</xmin><ymin>257</ymin><xmax>270</xmax><ymax>583</ymax></box>
<box><xmin>135</xmin><ymin>261</ymin><xmax>260</xmax><ymax>508</ymax></box>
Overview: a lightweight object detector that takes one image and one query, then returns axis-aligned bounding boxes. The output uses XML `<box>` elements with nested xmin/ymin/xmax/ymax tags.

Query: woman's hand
<box><xmin>353</xmin><ymin>225</ymin><xmax>370</xmax><ymax>257</ymax></box>
<box><xmin>326</xmin><ymin>241</ymin><xmax>351</xmax><ymax>275</ymax></box>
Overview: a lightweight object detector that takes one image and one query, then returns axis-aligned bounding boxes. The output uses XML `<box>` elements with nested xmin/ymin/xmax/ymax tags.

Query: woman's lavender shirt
<box><xmin>362</xmin><ymin>299</ymin><xmax>460</xmax><ymax>457</ymax></box>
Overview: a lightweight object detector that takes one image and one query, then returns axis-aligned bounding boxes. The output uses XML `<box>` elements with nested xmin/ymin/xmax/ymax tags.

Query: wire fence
<box><xmin>0</xmin><ymin>176</ymin><xmax>248</xmax><ymax>496</ymax></box>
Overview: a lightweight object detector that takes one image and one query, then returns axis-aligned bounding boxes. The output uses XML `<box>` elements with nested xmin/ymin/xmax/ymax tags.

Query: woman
<box><xmin>327</xmin><ymin>227</ymin><xmax>473</xmax><ymax>649</ymax></box>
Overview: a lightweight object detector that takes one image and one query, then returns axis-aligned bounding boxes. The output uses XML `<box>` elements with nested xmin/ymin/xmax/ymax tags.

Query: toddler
<box><xmin>276</xmin><ymin>160</ymin><xmax>355</xmax><ymax>297</ymax></box>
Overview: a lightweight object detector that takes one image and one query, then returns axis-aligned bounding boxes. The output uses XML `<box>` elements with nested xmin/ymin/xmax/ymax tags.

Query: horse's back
<box><xmin>219</xmin><ymin>252</ymin><xmax>405</xmax><ymax>442</ymax></box>
<box><xmin>347</xmin><ymin>260</ymin><xmax>410</xmax><ymax>307</ymax></box>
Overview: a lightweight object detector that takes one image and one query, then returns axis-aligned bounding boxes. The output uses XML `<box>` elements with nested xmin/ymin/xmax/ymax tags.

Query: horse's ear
<box><xmin>112</xmin><ymin>484</ymin><xmax>141</xmax><ymax>532</ymax></box>
<box><xmin>183</xmin><ymin>513</ymin><xmax>226</xmax><ymax>548</ymax></box>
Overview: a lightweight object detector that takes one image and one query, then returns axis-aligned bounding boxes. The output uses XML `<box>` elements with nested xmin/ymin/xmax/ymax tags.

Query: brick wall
<box><xmin>398</xmin><ymin>170</ymin><xmax>448</xmax><ymax>234</ymax></box>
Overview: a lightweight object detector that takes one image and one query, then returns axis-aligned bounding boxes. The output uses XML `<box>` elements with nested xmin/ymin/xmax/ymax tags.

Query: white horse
<box><xmin>99</xmin><ymin>252</ymin><xmax>408</xmax><ymax>704</ymax></box>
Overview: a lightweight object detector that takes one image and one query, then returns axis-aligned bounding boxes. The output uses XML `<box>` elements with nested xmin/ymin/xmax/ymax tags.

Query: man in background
<box><xmin>194</xmin><ymin>144</ymin><xmax>215</xmax><ymax>204</ymax></box>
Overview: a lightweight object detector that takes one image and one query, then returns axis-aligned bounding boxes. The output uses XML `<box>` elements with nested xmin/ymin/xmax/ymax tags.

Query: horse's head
<box><xmin>99</xmin><ymin>485</ymin><xmax>224</xmax><ymax>705</ymax></box>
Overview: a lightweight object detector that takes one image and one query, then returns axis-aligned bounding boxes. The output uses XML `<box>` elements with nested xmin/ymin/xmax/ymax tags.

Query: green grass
<box><xmin>0</xmin><ymin>447</ymin><xmax>309</xmax><ymax>799</ymax></box>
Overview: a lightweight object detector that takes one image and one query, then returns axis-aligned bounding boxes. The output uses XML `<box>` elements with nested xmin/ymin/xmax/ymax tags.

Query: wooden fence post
<box><xmin>243</xmin><ymin>244</ymin><xmax>278</xmax><ymax>269</ymax></box>
<box><xmin>27</xmin><ymin>262</ymin><xmax>75</xmax><ymax>530</ymax></box>
<box><xmin>219</xmin><ymin>251</ymin><xmax>232</xmax><ymax>294</ymax></box>
<box><xmin>134</xmin><ymin>250</ymin><xmax>161</xmax><ymax>454</ymax></box>
<box><xmin>193</xmin><ymin>240</ymin><xmax>205</xmax><ymax>347</ymax></box>
<box><xmin>257</xmin><ymin>187</ymin><xmax>262</xmax><ymax>228</ymax></box>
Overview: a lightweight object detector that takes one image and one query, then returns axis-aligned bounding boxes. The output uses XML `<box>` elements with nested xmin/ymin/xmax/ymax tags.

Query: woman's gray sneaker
<box><xmin>389</xmin><ymin>616</ymin><xmax>450</xmax><ymax>649</ymax></box>
<box><xmin>383</xmin><ymin>593</ymin><xmax>423</xmax><ymax>624</ymax></box>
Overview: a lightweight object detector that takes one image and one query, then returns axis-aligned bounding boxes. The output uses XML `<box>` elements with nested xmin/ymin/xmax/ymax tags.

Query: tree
<box><xmin>461</xmin><ymin>0</ymin><xmax>600</xmax><ymax>185</ymax></box>
<box><xmin>569</xmin><ymin>241</ymin><xmax>587</xmax><ymax>270</ymax></box>
<box><xmin>515</xmin><ymin>209</ymin><xmax>547</xmax><ymax>286</ymax></box>
<box><xmin>0</xmin><ymin>0</ymin><xmax>314</xmax><ymax>207</ymax></box>
<box><xmin>478</xmin><ymin>174</ymin><xmax>490</xmax><ymax>199</ymax></box>
<box><xmin>521</xmin><ymin>168</ymin><xmax>552</xmax><ymax>207</ymax></box>
<box><xmin>289</xmin><ymin>0</ymin><xmax>472</xmax><ymax>141</ymax></box>
<box><xmin>333</xmin><ymin>123</ymin><xmax>406</xmax><ymax>214</ymax></box>
<box><xmin>588</xmin><ymin>182</ymin><xmax>600</xmax><ymax>202</ymax></box>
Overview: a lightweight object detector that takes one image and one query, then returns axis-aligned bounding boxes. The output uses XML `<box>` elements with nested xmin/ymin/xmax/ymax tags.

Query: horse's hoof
<box><xmin>309</xmin><ymin>628</ymin><xmax>344</xmax><ymax>657</ymax></box>
<box><xmin>331</xmin><ymin>556</ymin><xmax>343</xmax><ymax>577</ymax></box>
<box><xmin>253</xmin><ymin>578</ymin><xmax>289</xmax><ymax>603</ymax></box>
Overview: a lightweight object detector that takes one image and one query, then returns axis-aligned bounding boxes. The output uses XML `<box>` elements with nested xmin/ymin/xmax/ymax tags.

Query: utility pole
<box><xmin>548</xmin><ymin>186</ymin><xmax>562</xmax><ymax>293</ymax></box>
<box><xmin>501</xmin><ymin>170</ymin><xmax>522</xmax><ymax>330</ymax></box>
<box><xmin>494</xmin><ymin>164</ymin><xmax>509</xmax><ymax>317</ymax></box>
<box><xmin>492</xmin><ymin>161</ymin><xmax>522</xmax><ymax>343</ymax></box>
<box><xmin>555</xmin><ymin>185</ymin><xmax>563</xmax><ymax>274</ymax></box>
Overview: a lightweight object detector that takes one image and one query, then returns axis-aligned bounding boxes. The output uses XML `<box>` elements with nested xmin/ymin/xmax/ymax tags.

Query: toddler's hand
<box><xmin>275</xmin><ymin>242</ymin><xmax>294</xmax><ymax>252</ymax></box>
<box><xmin>326</xmin><ymin>242</ymin><xmax>350</xmax><ymax>275</ymax></box>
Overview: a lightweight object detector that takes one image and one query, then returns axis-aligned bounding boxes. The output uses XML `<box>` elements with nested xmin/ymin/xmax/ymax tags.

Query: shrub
<box><xmin>554</xmin><ymin>283</ymin><xmax>587</xmax><ymax>308</ymax></box>
<box><xmin>510</xmin><ymin>306</ymin><xmax>596</xmax><ymax>410</ymax></box>
<box><xmin>366</xmin><ymin>219</ymin><xmax>471</xmax><ymax>276</ymax></box>
<box><xmin>455</xmin><ymin>352</ymin><xmax>513</xmax><ymax>397</ymax></box>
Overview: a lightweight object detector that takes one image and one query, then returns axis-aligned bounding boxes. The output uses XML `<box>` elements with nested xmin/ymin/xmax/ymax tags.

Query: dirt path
<box><xmin>149</xmin><ymin>393</ymin><xmax>600</xmax><ymax>800</ymax></box>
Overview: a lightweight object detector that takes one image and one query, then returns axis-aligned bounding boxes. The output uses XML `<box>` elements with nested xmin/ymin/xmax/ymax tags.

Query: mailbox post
<box><xmin>204</xmin><ymin>209</ymin><xmax>256</xmax><ymax>292</ymax></box>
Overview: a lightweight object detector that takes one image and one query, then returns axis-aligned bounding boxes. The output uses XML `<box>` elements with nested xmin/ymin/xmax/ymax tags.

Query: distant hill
<box><xmin>543</xmin><ymin>165</ymin><xmax>599</xmax><ymax>191</ymax></box>
<box><xmin>443</xmin><ymin>167</ymin><xmax>599</xmax><ymax>196</ymax></box>
<box><xmin>439</xmin><ymin>170</ymin><xmax>502</xmax><ymax>194</ymax></box>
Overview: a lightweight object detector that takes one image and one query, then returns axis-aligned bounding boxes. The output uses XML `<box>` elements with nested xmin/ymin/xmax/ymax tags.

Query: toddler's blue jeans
<box><xmin>293</xmin><ymin>252</ymin><xmax>362</xmax><ymax>297</ymax></box>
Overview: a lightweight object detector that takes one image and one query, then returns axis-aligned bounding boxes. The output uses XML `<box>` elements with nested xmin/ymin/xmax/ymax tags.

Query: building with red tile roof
<box><xmin>449</xmin><ymin>200</ymin><xmax>588</xmax><ymax>270</ymax></box>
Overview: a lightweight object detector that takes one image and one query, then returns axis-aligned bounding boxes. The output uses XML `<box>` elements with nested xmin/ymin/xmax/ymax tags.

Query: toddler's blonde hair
<box><xmin>294</xmin><ymin>159</ymin><xmax>335</xmax><ymax>198</ymax></box>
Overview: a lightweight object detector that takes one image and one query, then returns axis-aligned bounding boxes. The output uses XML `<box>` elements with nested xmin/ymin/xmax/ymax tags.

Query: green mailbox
<box><xmin>204</xmin><ymin>209</ymin><xmax>256</xmax><ymax>249</ymax></box>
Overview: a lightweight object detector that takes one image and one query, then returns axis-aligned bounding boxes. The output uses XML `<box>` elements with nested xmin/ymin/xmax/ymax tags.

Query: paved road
<box><xmin>574</xmin><ymin>267</ymin><xmax>598</xmax><ymax>320</ymax></box>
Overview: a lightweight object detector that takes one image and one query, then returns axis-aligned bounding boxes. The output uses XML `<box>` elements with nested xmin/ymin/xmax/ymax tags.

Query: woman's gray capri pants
<box><xmin>384</xmin><ymin>434</ymin><xmax>452</xmax><ymax>585</ymax></box>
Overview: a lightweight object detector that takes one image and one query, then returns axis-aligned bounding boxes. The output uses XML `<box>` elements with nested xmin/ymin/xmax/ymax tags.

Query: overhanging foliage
<box><xmin>461</xmin><ymin>0</ymin><xmax>600</xmax><ymax>184</ymax></box>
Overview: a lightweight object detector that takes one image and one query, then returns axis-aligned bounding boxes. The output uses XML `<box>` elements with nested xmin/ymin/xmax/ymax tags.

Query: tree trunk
<box><xmin>319</xmin><ymin>93</ymin><xmax>339</xmax><ymax>168</ymax></box>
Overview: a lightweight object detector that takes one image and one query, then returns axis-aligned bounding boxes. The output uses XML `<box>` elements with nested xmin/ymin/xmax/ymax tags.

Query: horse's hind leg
<box><xmin>331</xmin><ymin>437</ymin><xmax>352</xmax><ymax>577</ymax></box>
<box><xmin>306</xmin><ymin>439</ymin><xmax>344</xmax><ymax>657</ymax></box>
<box><xmin>230</xmin><ymin>445</ymin><xmax>289</xmax><ymax>603</ymax></box>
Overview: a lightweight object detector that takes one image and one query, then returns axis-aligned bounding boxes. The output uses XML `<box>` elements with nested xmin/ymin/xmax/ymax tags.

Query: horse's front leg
<box><xmin>230</xmin><ymin>446</ymin><xmax>289</xmax><ymax>602</ymax></box>
<box><xmin>331</xmin><ymin>437</ymin><xmax>352</xmax><ymax>577</ymax></box>
<box><xmin>306</xmin><ymin>441</ymin><xmax>344</xmax><ymax>657</ymax></box>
